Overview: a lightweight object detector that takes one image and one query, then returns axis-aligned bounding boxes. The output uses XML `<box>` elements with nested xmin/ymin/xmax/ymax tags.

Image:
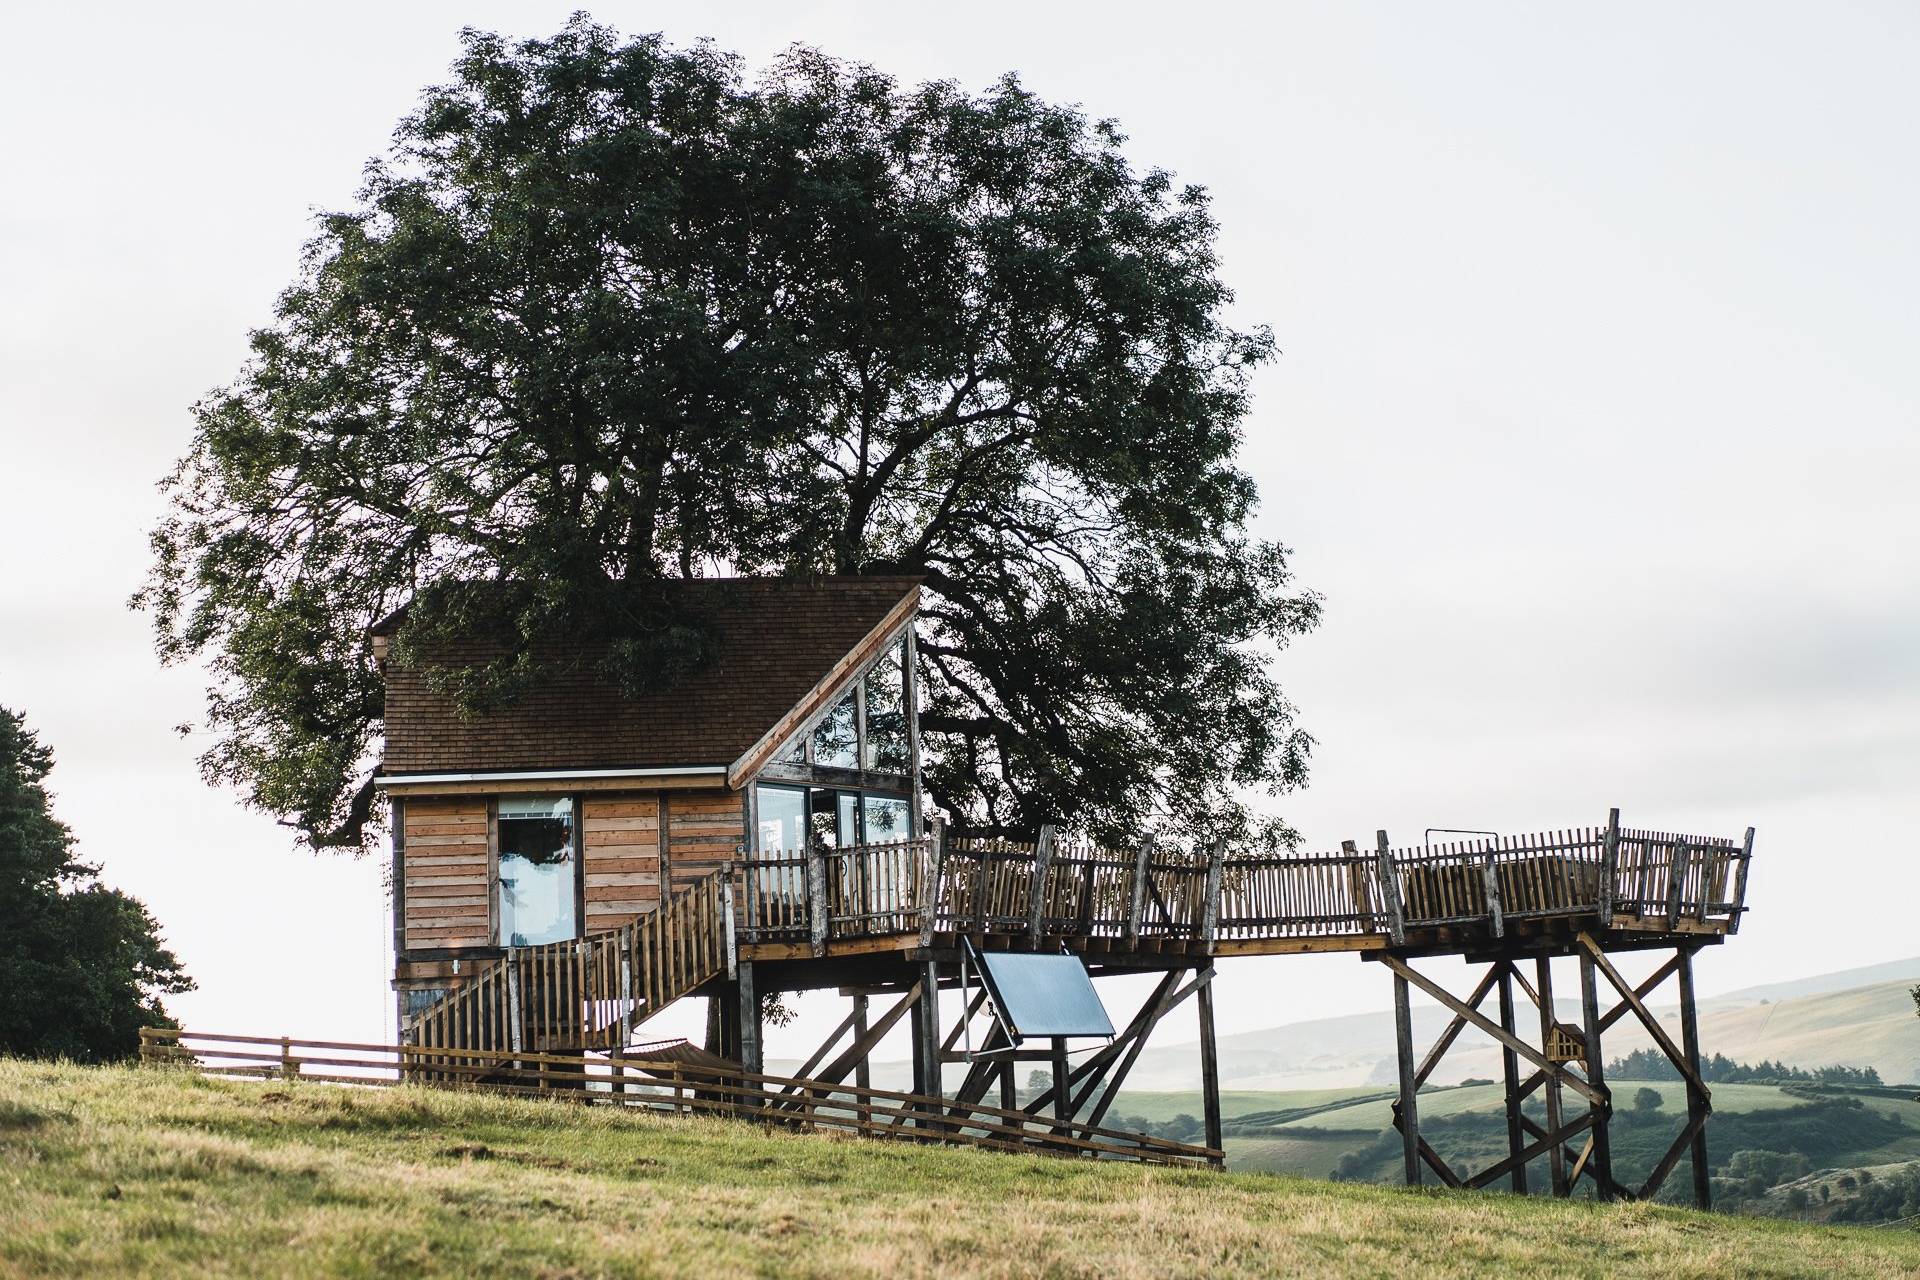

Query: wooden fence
<box><xmin>138</xmin><ymin>1028</ymin><xmax>1221</xmax><ymax>1169</ymax></box>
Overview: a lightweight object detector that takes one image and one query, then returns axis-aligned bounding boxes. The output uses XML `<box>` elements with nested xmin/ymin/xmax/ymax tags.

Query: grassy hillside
<box><xmin>4</xmin><ymin>1061</ymin><xmax>1919</xmax><ymax>1278</ymax></box>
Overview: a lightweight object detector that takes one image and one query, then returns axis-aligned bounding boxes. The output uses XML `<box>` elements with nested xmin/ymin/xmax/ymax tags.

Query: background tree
<box><xmin>139</xmin><ymin>17</ymin><xmax>1317</xmax><ymax>852</ymax></box>
<box><xmin>0</xmin><ymin>707</ymin><xmax>193</xmax><ymax>1061</ymax></box>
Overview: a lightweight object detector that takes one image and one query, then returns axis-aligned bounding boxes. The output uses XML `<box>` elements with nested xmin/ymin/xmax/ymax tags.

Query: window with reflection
<box><xmin>811</xmin><ymin>692</ymin><xmax>858</xmax><ymax>769</ymax></box>
<box><xmin>862</xmin><ymin>794</ymin><xmax>912</xmax><ymax>843</ymax></box>
<box><xmin>496</xmin><ymin>796</ymin><xmax>575</xmax><ymax>946</ymax></box>
<box><xmin>863</xmin><ymin>639</ymin><xmax>909</xmax><ymax>773</ymax></box>
<box><xmin>755</xmin><ymin>784</ymin><xmax>806</xmax><ymax>853</ymax></box>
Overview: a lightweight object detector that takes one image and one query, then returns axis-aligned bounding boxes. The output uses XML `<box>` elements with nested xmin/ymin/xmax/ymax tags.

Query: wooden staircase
<box><xmin>405</xmin><ymin>864</ymin><xmax>734</xmax><ymax>1060</ymax></box>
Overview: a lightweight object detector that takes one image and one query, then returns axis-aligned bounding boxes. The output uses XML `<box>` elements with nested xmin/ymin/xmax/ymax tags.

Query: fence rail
<box><xmin>138</xmin><ymin>1028</ymin><xmax>1220</xmax><ymax>1169</ymax></box>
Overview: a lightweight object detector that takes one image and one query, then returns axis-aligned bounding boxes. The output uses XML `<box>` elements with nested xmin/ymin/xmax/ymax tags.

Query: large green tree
<box><xmin>139</xmin><ymin>18</ymin><xmax>1317</xmax><ymax>851</ymax></box>
<box><xmin>0</xmin><ymin>707</ymin><xmax>193</xmax><ymax>1061</ymax></box>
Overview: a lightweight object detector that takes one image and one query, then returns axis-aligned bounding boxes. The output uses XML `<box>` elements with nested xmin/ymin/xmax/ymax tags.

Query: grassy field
<box><xmin>4</xmin><ymin>1060</ymin><xmax>1919</xmax><ymax>1278</ymax></box>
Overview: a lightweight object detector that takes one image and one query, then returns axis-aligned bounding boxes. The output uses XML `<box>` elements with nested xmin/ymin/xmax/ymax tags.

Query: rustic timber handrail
<box><xmin>406</xmin><ymin>863</ymin><xmax>734</xmax><ymax>1057</ymax></box>
<box><xmin>138</xmin><ymin>1027</ymin><xmax>1221</xmax><ymax>1169</ymax></box>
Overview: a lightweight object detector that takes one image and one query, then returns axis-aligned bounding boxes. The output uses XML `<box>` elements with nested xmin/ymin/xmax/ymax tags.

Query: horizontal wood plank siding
<box><xmin>402</xmin><ymin>798</ymin><xmax>489</xmax><ymax>949</ymax></box>
<box><xmin>668</xmin><ymin>790</ymin><xmax>744</xmax><ymax>893</ymax></box>
<box><xmin>582</xmin><ymin>797</ymin><xmax>663</xmax><ymax>930</ymax></box>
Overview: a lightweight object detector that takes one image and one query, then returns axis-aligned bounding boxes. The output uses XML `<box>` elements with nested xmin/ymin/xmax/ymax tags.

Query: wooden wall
<box><xmin>668</xmin><ymin>790</ymin><xmax>746</xmax><ymax>892</ymax></box>
<box><xmin>582</xmin><ymin>797</ymin><xmax>663</xmax><ymax>931</ymax></box>
<box><xmin>401</xmin><ymin>799</ymin><xmax>490</xmax><ymax>949</ymax></box>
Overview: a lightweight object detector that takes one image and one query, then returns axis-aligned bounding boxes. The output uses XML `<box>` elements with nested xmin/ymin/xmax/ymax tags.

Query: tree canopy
<box><xmin>139</xmin><ymin>17</ymin><xmax>1317</xmax><ymax>851</ymax></box>
<box><xmin>0</xmin><ymin>707</ymin><xmax>192</xmax><ymax>1061</ymax></box>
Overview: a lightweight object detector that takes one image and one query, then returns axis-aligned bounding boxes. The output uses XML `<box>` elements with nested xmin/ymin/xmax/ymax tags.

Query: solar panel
<box><xmin>974</xmin><ymin>951</ymin><xmax>1115</xmax><ymax>1040</ymax></box>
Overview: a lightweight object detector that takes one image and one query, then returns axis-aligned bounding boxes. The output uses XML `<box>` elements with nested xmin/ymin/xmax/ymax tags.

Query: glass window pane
<box><xmin>839</xmin><ymin>792</ymin><xmax>861</xmax><ymax>846</ymax></box>
<box><xmin>862</xmin><ymin>794</ymin><xmax>912</xmax><ymax>843</ymax></box>
<box><xmin>755</xmin><ymin>785</ymin><xmax>806</xmax><ymax>853</ymax></box>
<box><xmin>809</xmin><ymin>788</ymin><xmax>840</xmax><ymax>848</ymax></box>
<box><xmin>497</xmin><ymin>796</ymin><xmax>574</xmax><ymax>947</ymax></box>
<box><xmin>863</xmin><ymin>639</ymin><xmax>909</xmax><ymax>773</ymax></box>
<box><xmin>812</xmin><ymin>691</ymin><xmax>857</xmax><ymax>769</ymax></box>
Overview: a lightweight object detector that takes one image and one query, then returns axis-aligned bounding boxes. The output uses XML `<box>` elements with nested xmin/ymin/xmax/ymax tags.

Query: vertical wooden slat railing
<box><xmin>406</xmin><ymin>865</ymin><xmax>733</xmax><ymax>1068</ymax></box>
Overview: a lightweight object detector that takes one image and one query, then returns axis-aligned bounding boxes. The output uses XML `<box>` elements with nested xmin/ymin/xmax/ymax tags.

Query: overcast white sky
<box><xmin>2</xmin><ymin>2</ymin><xmax>1916</xmax><ymax>1070</ymax></box>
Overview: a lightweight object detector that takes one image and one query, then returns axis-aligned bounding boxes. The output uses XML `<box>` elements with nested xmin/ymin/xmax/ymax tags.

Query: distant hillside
<box><xmin>6</xmin><ymin>1060</ymin><xmax>1918</xmax><ymax>1278</ymax></box>
<box><xmin>1114</xmin><ymin>957</ymin><xmax>1920</xmax><ymax>1092</ymax></box>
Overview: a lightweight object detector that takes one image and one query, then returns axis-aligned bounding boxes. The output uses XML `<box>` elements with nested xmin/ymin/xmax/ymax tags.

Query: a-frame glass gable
<box><xmin>752</xmin><ymin>631</ymin><xmax>918</xmax><ymax>853</ymax></box>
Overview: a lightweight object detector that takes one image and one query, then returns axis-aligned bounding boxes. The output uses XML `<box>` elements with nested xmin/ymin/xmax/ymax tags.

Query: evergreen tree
<box><xmin>0</xmin><ymin>707</ymin><xmax>192</xmax><ymax>1061</ymax></box>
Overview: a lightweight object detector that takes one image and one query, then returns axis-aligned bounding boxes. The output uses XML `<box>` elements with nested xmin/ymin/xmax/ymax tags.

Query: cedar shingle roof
<box><xmin>376</xmin><ymin>576</ymin><xmax>919</xmax><ymax>778</ymax></box>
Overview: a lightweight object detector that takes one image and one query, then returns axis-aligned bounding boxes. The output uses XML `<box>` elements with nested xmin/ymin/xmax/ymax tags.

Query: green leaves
<box><xmin>140</xmin><ymin>17</ymin><xmax>1318</xmax><ymax>852</ymax></box>
<box><xmin>0</xmin><ymin>708</ymin><xmax>193</xmax><ymax>1062</ymax></box>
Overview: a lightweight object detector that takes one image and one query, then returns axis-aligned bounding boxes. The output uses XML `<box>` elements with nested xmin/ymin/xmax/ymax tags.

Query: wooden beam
<box><xmin>1413</xmin><ymin>964</ymin><xmax>1501</xmax><ymax>1089</ymax></box>
<box><xmin>1496</xmin><ymin>961</ymin><xmax>1528</xmax><ymax>1194</ymax></box>
<box><xmin>1028</xmin><ymin>825</ymin><xmax>1058</xmax><ymax>943</ymax></box>
<box><xmin>1596</xmin><ymin>953</ymin><xmax>1683</xmax><ymax>1035</ymax></box>
<box><xmin>1381</xmin><ymin>955</ymin><xmax>1602</xmax><ymax>1106</ymax></box>
<box><xmin>1078</xmin><ymin>970</ymin><xmax>1189</xmax><ymax>1132</ymax></box>
<box><xmin>1638</xmin><ymin>1108</ymin><xmax>1709</xmax><ymax>1202</ymax></box>
<box><xmin>810</xmin><ymin>982</ymin><xmax>921</xmax><ymax>1088</ymax></box>
<box><xmin>1577</xmin><ymin>950</ymin><xmax>1615</xmax><ymax>1200</ymax></box>
<box><xmin>1466</xmin><ymin>1112</ymin><xmax>1595</xmax><ymax>1191</ymax></box>
<box><xmin>1198</xmin><ymin>969</ymin><xmax>1222</xmax><ymax>1156</ymax></box>
<box><xmin>1392</xmin><ymin>970</ymin><xmax>1420</xmax><ymax>1186</ymax></box>
<box><xmin>1124</xmin><ymin>835</ymin><xmax>1155</xmax><ymax>948</ymax></box>
<box><xmin>1576</xmin><ymin>933</ymin><xmax>1708</xmax><ymax>1099</ymax></box>
<box><xmin>1377</xmin><ymin>830</ymin><xmax>1405</xmax><ymax>945</ymax></box>
<box><xmin>1728</xmin><ymin>826</ymin><xmax>1755</xmax><ymax>933</ymax></box>
<box><xmin>1677</xmin><ymin>945</ymin><xmax>1713</xmax><ymax>1209</ymax></box>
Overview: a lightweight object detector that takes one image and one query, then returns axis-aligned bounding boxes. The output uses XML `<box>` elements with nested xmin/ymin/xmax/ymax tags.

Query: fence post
<box><xmin>1728</xmin><ymin>826</ymin><xmax>1755</xmax><ymax>933</ymax></box>
<box><xmin>1596</xmin><ymin>807</ymin><xmax>1620</xmax><ymax>928</ymax></box>
<box><xmin>1482</xmin><ymin>853</ymin><xmax>1504</xmax><ymax>938</ymax></box>
<box><xmin>1124</xmin><ymin>834</ymin><xmax>1155</xmax><ymax>947</ymax></box>
<box><xmin>1028</xmin><ymin>824</ymin><xmax>1058</xmax><ymax>944</ymax></box>
<box><xmin>1200</xmin><ymin>836</ymin><xmax>1227</xmax><ymax>945</ymax></box>
<box><xmin>918</xmin><ymin>818</ymin><xmax>947</xmax><ymax>948</ymax></box>
<box><xmin>280</xmin><ymin>1036</ymin><xmax>298</xmax><ymax>1080</ymax></box>
<box><xmin>1376</xmin><ymin>831</ymin><xmax>1405</xmax><ymax>946</ymax></box>
<box><xmin>1667</xmin><ymin>841</ymin><xmax>1689</xmax><ymax>928</ymax></box>
<box><xmin>506</xmin><ymin>956</ymin><xmax>524</xmax><ymax>1055</ymax></box>
<box><xmin>806</xmin><ymin>839</ymin><xmax>829</xmax><ymax>958</ymax></box>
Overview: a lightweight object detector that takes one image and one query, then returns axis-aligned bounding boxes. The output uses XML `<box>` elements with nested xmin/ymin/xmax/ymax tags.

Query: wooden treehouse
<box><xmin>371</xmin><ymin>575</ymin><xmax>1754</xmax><ymax>1197</ymax></box>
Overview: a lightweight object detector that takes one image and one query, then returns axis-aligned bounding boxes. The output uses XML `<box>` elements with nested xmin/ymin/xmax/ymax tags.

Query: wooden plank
<box><xmin>1380</xmin><ymin>955</ymin><xmax>1602</xmax><ymax>1106</ymax></box>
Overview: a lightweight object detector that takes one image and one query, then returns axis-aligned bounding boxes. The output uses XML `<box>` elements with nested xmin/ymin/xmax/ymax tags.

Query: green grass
<box><xmin>3</xmin><ymin>1061</ymin><xmax>1918</xmax><ymax>1277</ymax></box>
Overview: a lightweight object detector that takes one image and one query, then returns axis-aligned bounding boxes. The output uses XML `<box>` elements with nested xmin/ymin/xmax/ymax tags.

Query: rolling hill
<box><xmin>4</xmin><ymin>1059</ymin><xmax>1918</xmax><ymax>1277</ymax></box>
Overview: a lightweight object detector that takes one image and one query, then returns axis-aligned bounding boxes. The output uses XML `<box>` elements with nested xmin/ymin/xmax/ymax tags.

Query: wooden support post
<box><xmin>1124</xmin><ymin>834</ymin><xmax>1155</xmax><ymax>947</ymax></box>
<box><xmin>1597</xmin><ymin>806</ymin><xmax>1620</xmax><ymax>927</ymax></box>
<box><xmin>1392</xmin><ymin>969</ymin><xmax>1421</xmax><ymax>1186</ymax></box>
<box><xmin>737</xmin><ymin>960</ymin><xmax>762</xmax><ymax>1077</ymax></box>
<box><xmin>1028</xmin><ymin>824</ymin><xmax>1058</xmax><ymax>943</ymax></box>
<box><xmin>1677</xmin><ymin>946</ymin><xmax>1712</xmax><ymax>1209</ymax></box>
<box><xmin>506</xmin><ymin>957</ymin><xmax>524</xmax><ymax>1056</ymax></box>
<box><xmin>1201</xmin><ymin>838</ymin><xmax>1227</xmax><ymax>946</ymax></box>
<box><xmin>1051</xmin><ymin>1037</ymin><xmax>1070</xmax><ymax>1126</ymax></box>
<box><xmin>1496</xmin><ymin>962</ymin><xmax>1527</xmax><ymax>1194</ymax></box>
<box><xmin>721</xmin><ymin>864</ymin><xmax>738</xmax><ymax>982</ymax></box>
<box><xmin>918</xmin><ymin>818</ymin><xmax>946</xmax><ymax>947</ymax></box>
<box><xmin>919</xmin><ymin>958</ymin><xmax>943</xmax><ymax>1106</ymax></box>
<box><xmin>1577</xmin><ymin>950</ymin><xmax>1615</xmax><ymax>1200</ymax></box>
<box><xmin>1198</xmin><ymin>966</ymin><xmax>1223</xmax><ymax>1160</ymax></box>
<box><xmin>1377</xmin><ymin>831</ymin><xmax>1405</xmax><ymax>945</ymax></box>
<box><xmin>999</xmin><ymin>1060</ymin><xmax>1016</xmax><ymax>1111</ymax></box>
<box><xmin>806</xmin><ymin>840</ymin><xmax>829</xmax><ymax>958</ymax></box>
<box><xmin>852</xmin><ymin>994</ymin><xmax>871</xmax><ymax>1092</ymax></box>
<box><xmin>1728</xmin><ymin>826</ymin><xmax>1755</xmax><ymax>933</ymax></box>
<box><xmin>1536</xmin><ymin>956</ymin><xmax>1568</xmax><ymax>1197</ymax></box>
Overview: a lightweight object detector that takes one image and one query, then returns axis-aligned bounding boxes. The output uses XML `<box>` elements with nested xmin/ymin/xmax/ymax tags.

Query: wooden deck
<box><xmin>738</xmin><ymin>815</ymin><xmax>1752</xmax><ymax>962</ymax></box>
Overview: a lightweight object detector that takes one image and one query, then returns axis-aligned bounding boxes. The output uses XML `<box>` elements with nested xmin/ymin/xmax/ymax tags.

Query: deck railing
<box><xmin>736</xmin><ymin>813</ymin><xmax>1750</xmax><ymax>949</ymax></box>
<box><xmin>138</xmin><ymin>1028</ymin><xmax>1221</xmax><ymax>1169</ymax></box>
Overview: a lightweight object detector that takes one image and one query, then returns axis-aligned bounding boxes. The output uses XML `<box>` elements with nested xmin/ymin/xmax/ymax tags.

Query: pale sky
<box><xmin>2</xmin><ymin>2</ymin><xmax>1916</xmax><ymax>1070</ymax></box>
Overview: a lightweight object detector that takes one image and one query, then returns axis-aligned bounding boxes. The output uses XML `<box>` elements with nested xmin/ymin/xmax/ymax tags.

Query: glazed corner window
<box><xmin>863</xmin><ymin>639</ymin><xmax>909</xmax><ymax>773</ymax></box>
<box><xmin>496</xmin><ymin>796</ymin><xmax>575</xmax><ymax>947</ymax></box>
